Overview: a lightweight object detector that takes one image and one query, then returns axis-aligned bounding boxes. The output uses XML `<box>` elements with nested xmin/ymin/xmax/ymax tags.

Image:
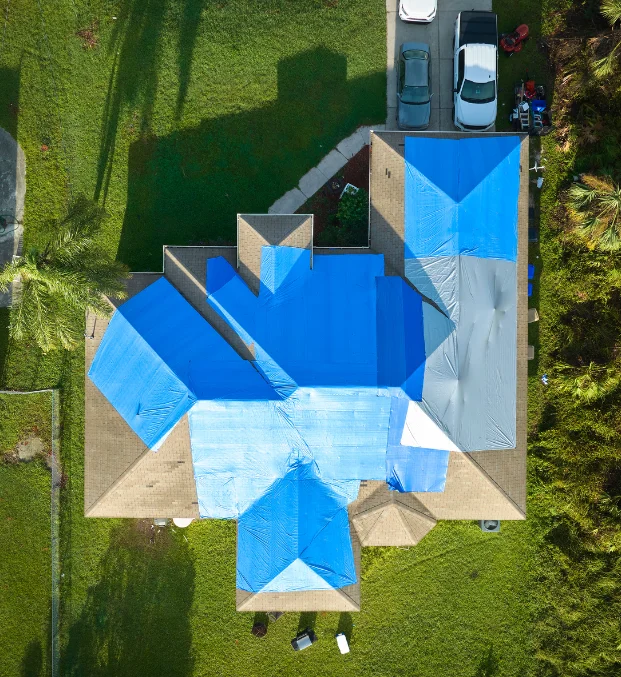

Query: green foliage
<box><xmin>0</xmin><ymin>197</ymin><xmax>130</xmax><ymax>352</ymax></box>
<box><xmin>553</xmin><ymin>362</ymin><xmax>621</xmax><ymax>403</ymax></box>
<box><xmin>317</xmin><ymin>188</ymin><xmax>369</xmax><ymax>247</ymax></box>
<box><xmin>566</xmin><ymin>175</ymin><xmax>621</xmax><ymax>250</ymax></box>
<box><xmin>337</xmin><ymin>188</ymin><xmax>368</xmax><ymax>230</ymax></box>
<box><xmin>601</xmin><ymin>0</ymin><xmax>621</xmax><ymax>25</ymax></box>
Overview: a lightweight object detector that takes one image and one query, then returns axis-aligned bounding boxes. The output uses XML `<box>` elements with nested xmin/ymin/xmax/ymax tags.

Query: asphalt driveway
<box><xmin>386</xmin><ymin>0</ymin><xmax>493</xmax><ymax>131</ymax></box>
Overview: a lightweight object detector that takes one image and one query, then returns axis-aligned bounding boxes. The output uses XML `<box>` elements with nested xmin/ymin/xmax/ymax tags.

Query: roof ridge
<box><xmin>333</xmin><ymin>584</ymin><xmax>361</xmax><ymax>610</ymax></box>
<box><xmin>392</xmin><ymin>503</ymin><xmax>418</xmax><ymax>542</ymax></box>
<box><xmin>393</xmin><ymin>497</ymin><xmax>437</xmax><ymax>525</ymax></box>
<box><xmin>84</xmin><ymin>440</ymin><xmax>150</xmax><ymax>516</ymax></box>
<box><xmin>463</xmin><ymin>452</ymin><xmax>526</xmax><ymax>518</ymax></box>
<box><xmin>353</xmin><ymin>505</ymin><xmax>389</xmax><ymax>545</ymax></box>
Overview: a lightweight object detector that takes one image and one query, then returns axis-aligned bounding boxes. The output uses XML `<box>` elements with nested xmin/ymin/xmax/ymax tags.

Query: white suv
<box><xmin>453</xmin><ymin>11</ymin><xmax>498</xmax><ymax>131</ymax></box>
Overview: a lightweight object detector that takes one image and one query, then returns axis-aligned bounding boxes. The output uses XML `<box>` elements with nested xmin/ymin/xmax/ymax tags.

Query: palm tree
<box><xmin>602</xmin><ymin>0</ymin><xmax>621</xmax><ymax>26</ymax></box>
<box><xmin>554</xmin><ymin>362</ymin><xmax>620</xmax><ymax>404</ymax></box>
<box><xmin>567</xmin><ymin>174</ymin><xmax>621</xmax><ymax>250</ymax></box>
<box><xmin>592</xmin><ymin>0</ymin><xmax>621</xmax><ymax>79</ymax></box>
<box><xmin>0</xmin><ymin>196</ymin><xmax>130</xmax><ymax>352</ymax></box>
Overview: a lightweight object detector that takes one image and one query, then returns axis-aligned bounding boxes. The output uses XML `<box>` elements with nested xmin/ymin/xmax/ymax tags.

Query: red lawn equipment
<box><xmin>500</xmin><ymin>24</ymin><xmax>529</xmax><ymax>54</ymax></box>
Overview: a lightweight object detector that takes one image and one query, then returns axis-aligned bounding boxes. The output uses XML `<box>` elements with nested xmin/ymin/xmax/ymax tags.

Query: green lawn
<box><xmin>493</xmin><ymin>0</ymin><xmax>549</xmax><ymax>131</ymax></box>
<box><xmin>0</xmin><ymin>394</ymin><xmax>52</xmax><ymax>677</ymax></box>
<box><xmin>0</xmin><ymin>1</ymin><xmax>557</xmax><ymax>675</ymax></box>
<box><xmin>57</xmin><ymin>518</ymin><xmax>533</xmax><ymax>677</ymax></box>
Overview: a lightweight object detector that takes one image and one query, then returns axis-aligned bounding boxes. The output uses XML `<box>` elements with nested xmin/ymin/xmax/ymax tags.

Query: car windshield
<box><xmin>461</xmin><ymin>79</ymin><xmax>495</xmax><ymax>104</ymax></box>
<box><xmin>403</xmin><ymin>49</ymin><xmax>428</xmax><ymax>60</ymax></box>
<box><xmin>401</xmin><ymin>85</ymin><xmax>429</xmax><ymax>104</ymax></box>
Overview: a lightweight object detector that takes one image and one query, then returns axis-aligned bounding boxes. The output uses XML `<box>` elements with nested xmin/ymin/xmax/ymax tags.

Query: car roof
<box><xmin>405</xmin><ymin>57</ymin><xmax>428</xmax><ymax>87</ymax></box>
<box><xmin>463</xmin><ymin>44</ymin><xmax>496</xmax><ymax>82</ymax></box>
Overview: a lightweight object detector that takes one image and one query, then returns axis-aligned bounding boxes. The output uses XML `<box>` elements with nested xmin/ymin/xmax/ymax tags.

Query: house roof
<box><xmin>84</xmin><ymin>132</ymin><xmax>528</xmax><ymax>611</ymax></box>
<box><xmin>351</xmin><ymin>482</ymin><xmax>436</xmax><ymax>546</ymax></box>
<box><xmin>237</xmin><ymin>214</ymin><xmax>312</xmax><ymax>292</ymax></box>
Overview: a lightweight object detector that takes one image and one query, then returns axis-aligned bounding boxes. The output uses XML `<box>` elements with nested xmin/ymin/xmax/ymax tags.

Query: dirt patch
<box><xmin>127</xmin><ymin>518</ymin><xmax>175</xmax><ymax>551</ymax></box>
<box><xmin>297</xmin><ymin>145</ymin><xmax>369</xmax><ymax>240</ymax></box>
<box><xmin>15</xmin><ymin>436</ymin><xmax>45</xmax><ymax>460</ymax></box>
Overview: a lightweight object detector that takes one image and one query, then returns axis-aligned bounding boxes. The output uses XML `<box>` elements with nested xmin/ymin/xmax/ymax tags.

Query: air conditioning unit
<box><xmin>479</xmin><ymin>520</ymin><xmax>500</xmax><ymax>533</ymax></box>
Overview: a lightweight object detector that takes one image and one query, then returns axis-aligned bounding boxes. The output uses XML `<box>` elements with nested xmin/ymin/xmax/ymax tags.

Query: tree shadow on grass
<box><xmin>336</xmin><ymin>612</ymin><xmax>353</xmax><ymax>641</ymax></box>
<box><xmin>0</xmin><ymin>67</ymin><xmax>19</xmax><ymax>139</ymax></box>
<box><xmin>20</xmin><ymin>640</ymin><xmax>43</xmax><ymax>677</ymax></box>
<box><xmin>95</xmin><ymin>0</ymin><xmax>208</xmax><ymax>202</ymax></box>
<box><xmin>475</xmin><ymin>645</ymin><xmax>499</xmax><ymax>677</ymax></box>
<box><xmin>117</xmin><ymin>46</ymin><xmax>384</xmax><ymax>270</ymax></box>
<box><xmin>60</xmin><ymin>521</ymin><xmax>195</xmax><ymax>677</ymax></box>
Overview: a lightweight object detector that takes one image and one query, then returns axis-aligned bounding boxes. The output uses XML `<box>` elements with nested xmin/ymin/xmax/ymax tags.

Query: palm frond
<box><xmin>566</xmin><ymin>175</ymin><xmax>621</xmax><ymax>250</ymax></box>
<box><xmin>0</xmin><ymin>258</ymin><xmax>25</xmax><ymax>292</ymax></box>
<box><xmin>601</xmin><ymin>0</ymin><xmax>621</xmax><ymax>25</ymax></box>
<box><xmin>6</xmin><ymin>195</ymin><xmax>130</xmax><ymax>352</ymax></box>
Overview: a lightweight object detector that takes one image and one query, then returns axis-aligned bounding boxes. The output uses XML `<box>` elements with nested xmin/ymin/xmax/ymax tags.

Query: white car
<box><xmin>453</xmin><ymin>11</ymin><xmax>498</xmax><ymax>131</ymax></box>
<box><xmin>399</xmin><ymin>0</ymin><xmax>437</xmax><ymax>23</ymax></box>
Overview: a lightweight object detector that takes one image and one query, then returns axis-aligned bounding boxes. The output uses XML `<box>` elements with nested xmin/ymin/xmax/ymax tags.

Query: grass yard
<box><xmin>494</xmin><ymin>0</ymin><xmax>549</xmax><ymax>131</ymax></box>
<box><xmin>57</xmin><ymin>517</ymin><xmax>533</xmax><ymax>677</ymax></box>
<box><xmin>0</xmin><ymin>0</ymin><xmax>582</xmax><ymax>675</ymax></box>
<box><xmin>0</xmin><ymin>393</ymin><xmax>52</xmax><ymax>677</ymax></box>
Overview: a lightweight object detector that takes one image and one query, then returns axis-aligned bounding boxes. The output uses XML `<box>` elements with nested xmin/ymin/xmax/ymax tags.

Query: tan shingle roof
<box><xmin>85</xmin><ymin>301</ymin><xmax>199</xmax><ymax>519</ymax></box>
<box><xmin>237</xmin><ymin>214</ymin><xmax>312</xmax><ymax>292</ymax></box>
<box><xmin>351</xmin><ymin>482</ymin><xmax>436</xmax><ymax>546</ymax></box>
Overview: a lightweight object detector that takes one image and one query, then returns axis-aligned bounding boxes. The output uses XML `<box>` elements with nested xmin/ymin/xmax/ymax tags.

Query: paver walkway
<box><xmin>268</xmin><ymin>125</ymin><xmax>384</xmax><ymax>214</ymax></box>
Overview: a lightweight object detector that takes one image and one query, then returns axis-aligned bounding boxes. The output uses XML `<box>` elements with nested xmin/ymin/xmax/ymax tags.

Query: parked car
<box><xmin>291</xmin><ymin>628</ymin><xmax>318</xmax><ymax>651</ymax></box>
<box><xmin>453</xmin><ymin>11</ymin><xmax>498</xmax><ymax>131</ymax></box>
<box><xmin>399</xmin><ymin>0</ymin><xmax>436</xmax><ymax>23</ymax></box>
<box><xmin>397</xmin><ymin>42</ymin><xmax>432</xmax><ymax>130</ymax></box>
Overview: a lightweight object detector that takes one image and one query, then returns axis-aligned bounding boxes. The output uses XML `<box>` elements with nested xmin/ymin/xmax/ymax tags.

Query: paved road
<box><xmin>0</xmin><ymin>127</ymin><xmax>25</xmax><ymax>307</ymax></box>
<box><xmin>386</xmin><ymin>0</ymin><xmax>493</xmax><ymax>131</ymax></box>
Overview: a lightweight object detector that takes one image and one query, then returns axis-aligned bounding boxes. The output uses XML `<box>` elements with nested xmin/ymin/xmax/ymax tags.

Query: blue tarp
<box><xmin>385</xmin><ymin>398</ymin><xmax>450</xmax><ymax>492</ymax></box>
<box><xmin>90</xmin><ymin>246</ymin><xmax>456</xmax><ymax>594</ymax></box>
<box><xmin>403</xmin><ymin>136</ymin><xmax>521</xmax><ymax>452</ymax></box>
<box><xmin>189</xmin><ymin>386</ymin><xmax>391</xmax><ymax>518</ymax></box>
<box><xmin>88</xmin><ymin>277</ymin><xmax>274</xmax><ymax>448</ymax></box>
<box><xmin>376</xmin><ymin>276</ymin><xmax>426</xmax><ymax>399</ymax></box>
<box><xmin>404</xmin><ymin>136</ymin><xmax>521</xmax><ymax>262</ymax></box>
<box><xmin>208</xmin><ymin>249</ymin><xmax>386</xmax><ymax>389</ymax></box>
<box><xmin>237</xmin><ymin>461</ymin><xmax>357</xmax><ymax>593</ymax></box>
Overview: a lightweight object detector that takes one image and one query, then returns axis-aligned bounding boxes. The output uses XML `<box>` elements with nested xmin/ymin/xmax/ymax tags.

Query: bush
<box><xmin>337</xmin><ymin>188</ymin><xmax>368</xmax><ymax>230</ymax></box>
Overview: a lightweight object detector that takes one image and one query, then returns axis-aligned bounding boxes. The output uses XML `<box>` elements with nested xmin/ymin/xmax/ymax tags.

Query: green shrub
<box><xmin>337</xmin><ymin>188</ymin><xmax>368</xmax><ymax>230</ymax></box>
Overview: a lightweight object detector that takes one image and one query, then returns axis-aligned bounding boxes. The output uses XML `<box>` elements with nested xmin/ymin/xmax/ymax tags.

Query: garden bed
<box><xmin>298</xmin><ymin>145</ymin><xmax>369</xmax><ymax>245</ymax></box>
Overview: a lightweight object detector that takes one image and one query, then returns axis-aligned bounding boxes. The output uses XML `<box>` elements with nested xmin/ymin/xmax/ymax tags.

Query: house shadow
<box><xmin>60</xmin><ymin>521</ymin><xmax>195</xmax><ymax>677</ymax></box>
<box><xmin>115</xmin><ymin>46</ymin><xmax>384</xmax><ymax>270</ymax></box>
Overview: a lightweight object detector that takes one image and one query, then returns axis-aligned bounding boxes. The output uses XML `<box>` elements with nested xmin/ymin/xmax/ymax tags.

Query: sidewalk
<box><xmin>268</xmin><ymin>125</ymin><xmax>384</xmax><ymax>214</ymax></box>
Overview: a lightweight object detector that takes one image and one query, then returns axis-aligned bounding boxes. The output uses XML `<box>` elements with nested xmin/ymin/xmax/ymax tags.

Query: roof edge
<box><xmin>463</xmin><ymin>452</ymin><xmax>526</xmax><ymax>519</ymax></box>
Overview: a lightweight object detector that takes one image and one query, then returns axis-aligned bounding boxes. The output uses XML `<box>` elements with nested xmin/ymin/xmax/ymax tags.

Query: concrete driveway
<box><xmin>386</xmin><ymin>0</ymin><xmax>492</xmax><ymax>131</ymax></box>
